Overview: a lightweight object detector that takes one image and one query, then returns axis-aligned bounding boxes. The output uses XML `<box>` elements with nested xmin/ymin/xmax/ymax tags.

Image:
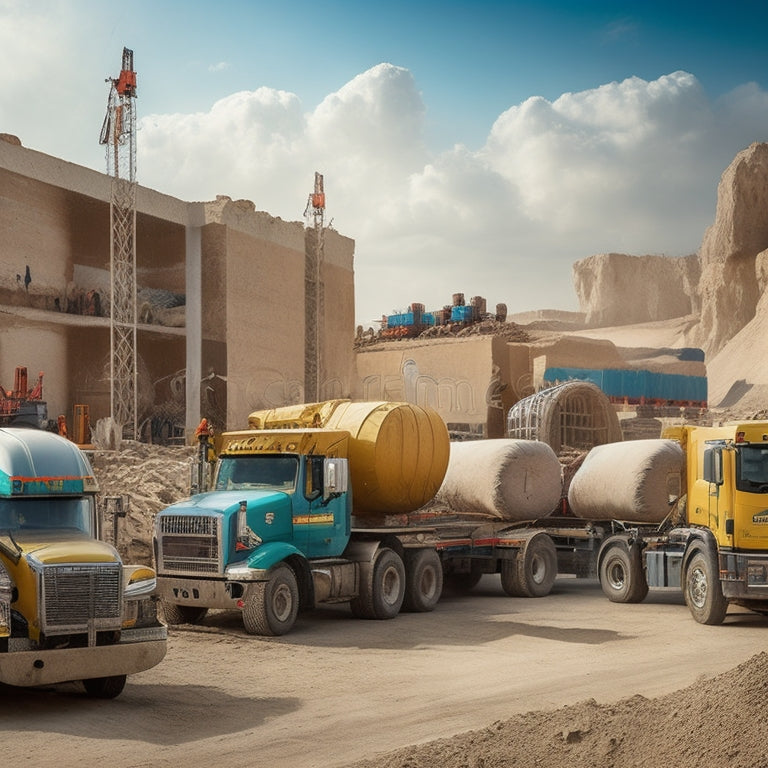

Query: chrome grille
<box><xmin>40</xmin><ymin>563</ymin><xmax>122</xmax><ymax>634</ymax></box>
<box><xmin>158</xmin><ymin>514</ymin><xmax>222</xmax><ymax>575</ymax></box>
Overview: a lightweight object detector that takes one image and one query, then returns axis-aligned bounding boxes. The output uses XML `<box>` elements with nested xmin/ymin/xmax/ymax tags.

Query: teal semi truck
<box><xmin>0</xmin><ymin>427</ymin><xmax>167</xmax><ymax>698</ymax></box>
<box><xmin>155</xmin><ymin>400</ymin><xmax>450</xmax><ymax>636</ymax></box>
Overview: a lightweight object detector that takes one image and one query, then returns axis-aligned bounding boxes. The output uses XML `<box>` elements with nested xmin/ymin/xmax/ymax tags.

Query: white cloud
<box><xmin>0</xmin><ymin>0</ymin><xmax>106</xmax><ymax>171</ymax></box>
<box><xmin>208</xmin><ymin>61</ymin><xmax>230</xmax><ymax>73</ymax></box>
<box><xmin>5</xmin><ymin>4</ymin><xmax>767</xmax><ymax>329</ymax></box>
<box><xmin>136</xmin><ymin>66</ymin><xmax>768</xmax><ymax>325</ymax></box>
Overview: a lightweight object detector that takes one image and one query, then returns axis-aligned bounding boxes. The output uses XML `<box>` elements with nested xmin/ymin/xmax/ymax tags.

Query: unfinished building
<box><xmin>0</xmin><ymin>135</ymin><xmax>356</xmax><ymax>439</ymax></box>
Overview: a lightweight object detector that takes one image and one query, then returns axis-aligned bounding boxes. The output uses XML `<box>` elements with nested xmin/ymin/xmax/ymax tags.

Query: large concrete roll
<box><xmin>434</xmin><ymin>439</ymin><xmax>563</xmax><ymax>520</ymax></box>
<box><xmin>568</xmin><ymin>439</ymin><xmax>683</xmax><ymax>523</ymax></box>
<box><xmin>248</xmin><ymin>399</ymin><xmax>449</xmax><ymax>517</ymax></box>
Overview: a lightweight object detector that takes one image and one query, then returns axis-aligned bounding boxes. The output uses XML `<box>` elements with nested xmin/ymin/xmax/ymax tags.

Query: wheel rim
<box><xmin>272</xmin><ymin>583</ymin><xmax>294</xmax><ymax>622</ymax></box>
<box><xmin>688</xmin><ymin>566</ymin><xmax>708</xmax><ymax>609</ymax></box>
<box><xmin>607</xmin><ymin>560</ymin><xmax>626</xmax><ymax>591</ymax></box>
<box><xmin>531</xmin><ymin>554</ymin><xmax>547</xmax><ymax>585</ymax></box>
<box><xmin>420</xmin><ymin>567</ymin><xmax>437</xmax><ymax>599</ymax></box>
<box><xmin>382</xmin><ymin>565</ymin><xmax>402</xmax><ymax>606</ymax></box>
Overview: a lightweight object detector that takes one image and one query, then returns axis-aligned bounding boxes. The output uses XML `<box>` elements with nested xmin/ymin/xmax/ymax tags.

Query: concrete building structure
<box><xmin>0</xmin><ymin>134</ymin><xmax>355</xmax><ymax>439</ymax></box>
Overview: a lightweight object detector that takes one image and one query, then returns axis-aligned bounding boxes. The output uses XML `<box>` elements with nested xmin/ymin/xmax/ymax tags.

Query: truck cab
<box><xmin>0</xmin><ymin>427</ymin><xmax>167</xmax><ymax>698</ymax></box>
<box><xmin>683</xmin><ymin>423</ymin><xmax>768</xmax><ymax>618</ymax></box>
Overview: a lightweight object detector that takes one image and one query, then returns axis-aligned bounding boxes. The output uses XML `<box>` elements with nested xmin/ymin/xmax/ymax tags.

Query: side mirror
<box><xmin>703</xmin><ymin>448</ymin><xmax>723</xmax><ymax>486</ymax></box>
<box><xmin>324</xmin><ymin>458</ymin><xmax>349</xmax><ymax>500</ymax></box>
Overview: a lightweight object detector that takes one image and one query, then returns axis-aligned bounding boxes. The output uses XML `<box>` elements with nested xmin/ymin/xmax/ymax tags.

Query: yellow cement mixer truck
<box><xmin>579</xmin><ymin>422</ymin><xmax>768</xmax><ymax>624</ymax></box>
<box><xmin>420</xmin><ymin>419</ymin><xmax>768</xmax><ymax>625</ymax></box>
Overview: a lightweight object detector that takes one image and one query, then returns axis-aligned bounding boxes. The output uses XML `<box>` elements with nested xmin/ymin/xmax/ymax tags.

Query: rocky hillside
<box><xmin>572</xmin><ymin>142</ymin><xmax>768</xmax><ymax>411</ymax></box>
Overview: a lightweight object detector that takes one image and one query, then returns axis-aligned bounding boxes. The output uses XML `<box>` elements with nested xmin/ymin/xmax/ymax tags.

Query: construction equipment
<box><xmin>100</xmin><ymin>46</ymin><xmax>138</xmax><ymax>439</ymax></box>
<box><xmin>0</xmin><ymin>367</ymin><xmax>49</xmax><ymax>430</ymax></box>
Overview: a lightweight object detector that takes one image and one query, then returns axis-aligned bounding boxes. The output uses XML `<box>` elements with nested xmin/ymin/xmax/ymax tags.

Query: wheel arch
<box><xmin>681</xmin><ymin>528</ymin><xmax>718</xmax><ymax>576</ymax></box>
<box><xmin>282</xmin><ymin>553</ymin><xmax>314</xmax><ymax>612</ymax></box>
<box><xmin>245</xmin><ymin>541</ymin><xmax>305</xmax><ymax>570</ymax></box>
<box><xmin>597</xmin><ymin>532</ymin><xmax>635</xmax><ymax>575</ymax></box>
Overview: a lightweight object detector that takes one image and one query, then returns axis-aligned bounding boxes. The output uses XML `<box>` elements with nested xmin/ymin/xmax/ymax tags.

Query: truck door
<box><xmin>733</xmin><ymin>445</ymin><xmax>768</xmax><ymax>550</ymax></box>
<box><xmin>689</xmin><ymin>446</ymin><xmax>725</xmax><ymax>534</ymax></box>
<box><xmin>295</xmin><ymin>456</ymin><xmax>349</xmax><ymax>558</ymax></box>
<box><xmin>698</xmin><ymin>446</ymin><xmax>734</xmax><ymax>547</ymax></box>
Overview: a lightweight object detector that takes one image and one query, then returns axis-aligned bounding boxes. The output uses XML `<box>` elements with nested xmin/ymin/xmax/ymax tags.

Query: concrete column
<box><xmin>185</xmin><ymin>204</ymin><xmax>205</xmax><ymax>437</ymax></box>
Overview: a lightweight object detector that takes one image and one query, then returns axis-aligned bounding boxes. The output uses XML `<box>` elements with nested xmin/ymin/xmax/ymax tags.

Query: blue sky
<box><xmin>2</xmin><ymin>0</ymin><xmax>768</xmax><ymax>325</ymax></box>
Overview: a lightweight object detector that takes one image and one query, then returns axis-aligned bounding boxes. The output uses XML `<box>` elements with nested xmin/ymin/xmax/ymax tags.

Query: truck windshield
<box><xmin>0</xmin><ymin>496</ymin><xmax>95</xmax><ymax>535</ymax></box>
<box><xmin>214</xmin><ymin>456</ymin><xmax>298</xmax><ymax>492</ymax></box>
<box><xmin>736</xmin><ymin>446</ymin><xmax>768</xmax><ymax>493</ymax></box>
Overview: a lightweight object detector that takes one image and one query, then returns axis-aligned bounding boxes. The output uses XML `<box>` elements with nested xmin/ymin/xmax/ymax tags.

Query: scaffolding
<box><xmin>303</xmin><ymin>172</ymin><xmax>325</xmax><ymax>402</ymax></box>
<box><xmin>99</xmin><ymin>47</ymin><xmax>138</xmax><ymax>438</ymax></box>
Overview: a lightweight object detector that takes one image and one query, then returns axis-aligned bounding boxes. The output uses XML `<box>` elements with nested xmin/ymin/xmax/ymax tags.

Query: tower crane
<box><xmin>99</xmin><ymin>47</ymin><xmax>138</xmax><ymax>439</ymax></box>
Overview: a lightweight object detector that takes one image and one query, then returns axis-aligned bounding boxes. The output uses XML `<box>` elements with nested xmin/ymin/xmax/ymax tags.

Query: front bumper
<box><xmin>0</xmin><ymin>631</ymin><xmax>167</xmax><ymax>688</ymax></box>
<box><xmin>156</xmin><ymin>574</ymin><xmax>266</xmax><ymax>611</ymax></box>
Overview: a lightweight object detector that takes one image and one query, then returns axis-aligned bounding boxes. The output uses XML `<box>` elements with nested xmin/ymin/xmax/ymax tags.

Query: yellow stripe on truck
<box><xmin>292</xmin><ymin>514</ymin><xmax>335</xmax><ymax>526</ymax></box>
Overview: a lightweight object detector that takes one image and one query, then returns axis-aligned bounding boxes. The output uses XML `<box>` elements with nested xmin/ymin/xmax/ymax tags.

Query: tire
<box><xmin>500</xmin><ymin>558</ymin><xmax>523</xmax><ymax>596</ymax></box>
<box><xmin>599</xmin><ymin>542</ymin><xmax>648</xmax><ymax>603</ymax></box>
<box><xmin>508</xmin><ymin>534</ymin><xmax>558</xmax><ymax>598</ymax></box>
<box><xmin>242</xmin><ymin>564</ymin><xmax>299</xmax><ymax>636</ymax></box>
<box><xmin>684</xmin><ymin>549</ymin><xmax>727</xmax><ymax>625</ymax></box>
<box><xmin>82</xmin><ymin>675</ymin><xmax>127</xmax><ymax>699</ymax></box>
<box><xmin>350</xmin><ymin>548</ymin><xmax>405</xmax><ymax>620</ymax></box>
<box><xmin>162</xmin><ymin>602</ymin><xmax>208</xmax><ymax>625</ymax></box>
<box><xmin>402</xmin><ymin>549</ymin><xmax>443</xmax><ymax>612</ymax></box>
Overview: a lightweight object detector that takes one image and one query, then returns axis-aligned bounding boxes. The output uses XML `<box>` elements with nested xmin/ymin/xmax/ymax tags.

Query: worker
<box><xmin>194</xmin><ymin>418</ymin><xmax>216</xmax><ymax>463</ymax></box>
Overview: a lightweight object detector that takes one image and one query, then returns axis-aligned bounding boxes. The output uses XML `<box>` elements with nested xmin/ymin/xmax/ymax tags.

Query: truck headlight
<box><xmin>123</xmin><ymin>594</ymin><xmax>161</xmax><ymax>630</ymax></box>
<box><xmin>122</xmin><ymin>565</ymin><xmax>162</xmax><ymax>629</ymax></box>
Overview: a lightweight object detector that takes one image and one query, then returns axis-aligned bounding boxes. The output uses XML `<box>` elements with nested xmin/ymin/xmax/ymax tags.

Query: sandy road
<box><xmin>1</xmin><ymin>576</ymin><xmax>766</xmax><ymax>767</ymax></box>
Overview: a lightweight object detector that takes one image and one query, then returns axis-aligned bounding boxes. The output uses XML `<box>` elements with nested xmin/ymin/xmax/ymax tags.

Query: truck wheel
<box><xmin>684</xmin><ymin>549</ymin><xmax>727</xmax><ymax>625</ymax></box>
<box><xmin>599</xmin><ymin>543</ymin><xmax>648</xmax><ymax>603</ymax></box>
<box><xmin>509</xmin><ymin>534</ymin><xmax>557</xmax><ymax>598</ymax></box>
<box><xmin>82</xmin><ymin>675</ymin><xmax>127</xmax><ymax>699</ymax></box>
<box><xmin>403</xmin><ymin>549</ymin><xmax>443</xmax><ymax>612</ymax></box>
<box><xmin>243</xmin><ymin>564</ymin><xmax>299</xmax><ymax>636</ymax></box>
<box><xmin>162</xmin><ymin>602</ymin><xmax>208</xmax><ymax>625</ymax></box>
<box><xmin>350</xmin><ymin>547</ymin><xmax>405</xmax><ymax>620</ymax></box>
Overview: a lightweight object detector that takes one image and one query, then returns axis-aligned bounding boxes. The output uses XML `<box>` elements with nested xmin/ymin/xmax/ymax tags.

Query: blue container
<box><xmin>451</xmin><ymin>305</ymin><xmax>474</xmax><ymax>323</ymax></box>
<box><xmin>542</xmin><ymin>367</ymin><xmax>707</xmax><ymax>404</ymax></box>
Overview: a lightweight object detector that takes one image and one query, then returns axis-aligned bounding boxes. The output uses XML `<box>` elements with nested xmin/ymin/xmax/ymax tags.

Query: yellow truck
<box><xmin>0</xmin><ymin>427</ymin><xmax>167</xmax><ymax>697</ymax></box>
<box><xmin>580</xmin><ymin>422</ymin><xmax>768</xmax><ymax>623</ymax></box>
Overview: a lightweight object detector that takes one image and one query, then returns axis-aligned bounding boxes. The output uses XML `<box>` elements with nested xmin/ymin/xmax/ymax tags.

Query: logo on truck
<box><xmin>753</xmin><ymin>510</ymin><xmax>768</xmax><ymax>525</ymax></box>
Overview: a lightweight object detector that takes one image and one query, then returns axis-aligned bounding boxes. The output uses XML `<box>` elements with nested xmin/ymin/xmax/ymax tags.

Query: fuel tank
<box><xmin>248</xmin><ymin>400</ymin><xmax>450</xmax><ymax>517</ymax></box>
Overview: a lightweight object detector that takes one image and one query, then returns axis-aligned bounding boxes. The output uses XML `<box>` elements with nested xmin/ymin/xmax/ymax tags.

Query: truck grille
<box><xmin>158</xmin><ymin>514</ymin><xmax>222</xmax><ymax>575</ymax></box>
<box><xmin>40</xmin><ymin>563</ymin><xmax>123</xmax><ymax>634</ymax></box>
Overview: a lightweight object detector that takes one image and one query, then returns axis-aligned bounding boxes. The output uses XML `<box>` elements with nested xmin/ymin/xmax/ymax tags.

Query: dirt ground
<box><xmin>74</xmin><ymin>437</ymin><xmax>768</xmax><ymax>768</ymax></box>
<box><xmin>349</xmin><ymin>650</ymin><xmax>768</xmax><ymax>768</ymax></box>
<box><xmin>2</xmin><ymin>577</ymin><xmax>767</xmax><ymax>768</ymax></box>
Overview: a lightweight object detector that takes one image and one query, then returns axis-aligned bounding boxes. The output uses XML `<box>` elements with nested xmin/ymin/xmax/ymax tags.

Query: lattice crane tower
<box><xmin>99</xmin><ymin>47</ymin><xmax>138</xmax><ymax>438</ymax></box>
<box><xmin>303</xmin><ymin>172</ymin><xmax>325</xmax><ymax>401</ymax></box>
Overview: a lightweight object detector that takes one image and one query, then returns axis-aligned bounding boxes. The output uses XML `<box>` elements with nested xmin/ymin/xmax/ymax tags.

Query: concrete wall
<box><xmin>318</xmin><ymin>227</ymin><xmax>356</xmax><ymax>402</ymax></box>
<box><xmin>354</xmin><ymin>336</ymin><xmax>512</xmax><ymax>438</ymax></box>
<box><xmin>1</xmin><ymin>137</ymin><xmax>357</xmax><ymax>440</ymax></box>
